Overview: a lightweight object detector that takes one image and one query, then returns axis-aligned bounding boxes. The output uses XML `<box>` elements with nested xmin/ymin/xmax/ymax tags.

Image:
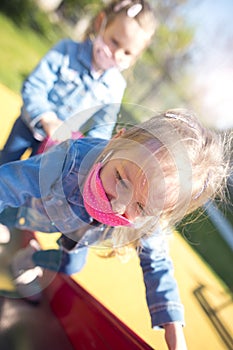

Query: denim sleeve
<box><xmin>0</xmin><ymin>141</ymin><xmax>71</xmax><ymax>212</ymax></box>
<box><xmin>0</xmin><ymin>157</ymin><xmax>42</xmax><ymax>211</ymax></box>
<box><xmin>21</xmin><ymin>39</ymin><xmax>67</xmax><ymax>126</ymax></box>
<box><xmin>79</xmin><ymin>104</ymin><xmax>120</xmax><ymax>139</ymax></box>
<box><xmin>139</xmin><ymin>233</ymin><xmax>185</xmax><ymax>328</ymax></box>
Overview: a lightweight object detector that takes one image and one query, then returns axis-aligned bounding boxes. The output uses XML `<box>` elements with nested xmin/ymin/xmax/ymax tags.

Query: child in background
<box><xmin>0</xmin><ymin>109</ymin><xmax>231</xmax><ymax>350</ymax></box>
<box><xmin>0</xmin><ymin>0</ymin><xmax>156</xmax><ymax>164</ymax></box>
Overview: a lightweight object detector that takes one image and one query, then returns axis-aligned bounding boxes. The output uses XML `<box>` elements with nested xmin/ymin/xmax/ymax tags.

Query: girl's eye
<box><xmin>116</xmin><ymin>170</ymin><xmax>121</xmax><ymax>180</ymax></box>
<box><xmin>111</xmin><ymin>38</ymin><xmax>119</xmax><ymax>47</ymax></box>
<box><xmin>137</xmin><ymin>202</ymin><xmax>145</xmax><ymax>215</ymax></box>
<box><xmin>116</xmin><ymin>170</ymin><xmax>128</xmax><ymax>188</ymax></box>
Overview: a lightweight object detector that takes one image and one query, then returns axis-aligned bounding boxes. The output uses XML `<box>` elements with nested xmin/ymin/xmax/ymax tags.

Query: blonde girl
<box><xmin>0</xmin><ymin>109</ymin><xmax>231</xmax><ymax>350</ymax></box>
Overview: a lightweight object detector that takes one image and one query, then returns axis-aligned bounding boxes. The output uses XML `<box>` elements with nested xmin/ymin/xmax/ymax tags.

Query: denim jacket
<box><xmin>0</xmin><ymin>138</ymin><xmax>184</xmax><ymax>328</ymax></box>
<box><xmin>20</xmin><ymin>39</ymin><xmax>126</xmax><ymax>140</ymax></box>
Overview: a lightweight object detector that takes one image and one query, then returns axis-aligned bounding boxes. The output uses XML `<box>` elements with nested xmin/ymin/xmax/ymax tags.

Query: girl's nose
<box><xmin>110</xmin><ymin>198</ymin><xmax>139</xmax><ymax>222</ymax></box>
<box><xmin>124</xmin><ymin>204</ymin><xmax>138</xmax><ymax>222</ymax></box>
<box><xmin>110</xmin><ymin>184</ymin><xmax>130</xmax><ymax>215</ymax></box>
<box><xmin>110</xmin><ymin>179</ymin><xmax>134</xmax><ymax>216</ymax></box>
<box><xmin>110</xmin><ymin>199</ymin><xmax>126</xmax><ymax>215</ymax></box>
<box><xmin>114</xmin><ymin>48</ymin><xmax>125</xmax><ymax>61</ymax></box>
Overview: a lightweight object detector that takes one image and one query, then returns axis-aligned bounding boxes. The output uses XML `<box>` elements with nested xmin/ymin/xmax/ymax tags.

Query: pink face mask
<box><xmin>92</xmin><ymin>35</ymin><xmax>117</xmax><ymax>71</ymax></box>
<box><xmin>83</xmin><ymin>163</ymin><xmax>132</xmax><ymax>226</ymax></box>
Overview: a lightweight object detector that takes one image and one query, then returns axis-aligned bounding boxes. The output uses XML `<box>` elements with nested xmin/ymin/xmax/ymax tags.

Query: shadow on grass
<box><xmin>177</xmin><ymin>210</ymin><xmax>233</xmax><ymax>291</ymax></box>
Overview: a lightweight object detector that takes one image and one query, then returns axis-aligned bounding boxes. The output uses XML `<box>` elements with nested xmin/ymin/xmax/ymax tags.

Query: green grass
<box><xmin>0</xmin><ymin>13</ymin><xmax>61</xmax><ymax>92</ymax></box>
<box><xmin>178</xmin><ymin>211</ymin><xmax>233</xmax><ymax>292</ymax></box>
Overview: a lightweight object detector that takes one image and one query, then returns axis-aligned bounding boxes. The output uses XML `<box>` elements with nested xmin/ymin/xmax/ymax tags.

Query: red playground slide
<box><xmin>45</xmin><ymin>273</ymin><xmax>153</xmax><ymax>350</ymax></box>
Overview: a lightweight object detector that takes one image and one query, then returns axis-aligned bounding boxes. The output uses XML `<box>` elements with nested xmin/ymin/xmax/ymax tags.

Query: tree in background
<box><xmin>123</xmin><ymin>0</ymin><xmax>194</xmax><ymax>119</ymax></box>
<box><xmin>0</xmin><ymin>0</ymin><xmax>63</xmax><ymax>39</ymax></box>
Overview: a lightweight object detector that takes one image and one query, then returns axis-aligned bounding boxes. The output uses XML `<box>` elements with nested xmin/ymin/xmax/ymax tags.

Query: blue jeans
<box><xmin>0</xmin><ymin>117</ymin><xmax>40</xmax><ymax>165</ymax></box>
<box><xmin>32</xmin><ymin>246</ymin><xmax>88</xmax><ymax>275</ymax></box>
<box><xmin>32</xmin><ymin>234</ymin><xmax>88</xmax><ymax>275</ymax></box>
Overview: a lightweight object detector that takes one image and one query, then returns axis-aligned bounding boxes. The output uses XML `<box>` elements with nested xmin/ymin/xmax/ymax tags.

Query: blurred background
<box><xmin>0</xmin><ymin>1</ymin><xmax>232</xmax><ymax>349</ymax></box>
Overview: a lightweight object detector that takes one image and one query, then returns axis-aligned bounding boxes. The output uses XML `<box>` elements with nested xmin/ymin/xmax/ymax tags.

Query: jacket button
<box><xmin>18</xmin><ymin>217</ymin><xmax>25</xmax><ymax>225</ymax></box>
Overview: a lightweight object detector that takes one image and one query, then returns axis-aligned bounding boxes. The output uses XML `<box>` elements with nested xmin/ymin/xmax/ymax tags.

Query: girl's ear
<box><xmin>113</xmin><ymin>128</ymin><xmax>126</xmax><ymax>139</ymax></box>
<box><xmin>94</xmin><ymin>11</ymin><xmax>107</xmax><ymax>34</ymax></box>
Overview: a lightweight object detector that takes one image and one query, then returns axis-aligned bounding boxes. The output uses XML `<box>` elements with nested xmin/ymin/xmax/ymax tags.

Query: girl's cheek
<box><xmin>103</xmin><ymin>178</ymin><xmax>116</xmax><ymax>198</ymax></box>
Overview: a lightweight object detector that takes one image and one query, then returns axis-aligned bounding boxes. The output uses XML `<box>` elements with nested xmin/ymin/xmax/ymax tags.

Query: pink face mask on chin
<box><xmin>83</xmin><ymin>162</ymin><xmax>132</xmax><ymax>227</ymax></box>
<box><xmin>92</xmin><ymin>35</ymin><xmax>117</xmax><ymax>71</ymax></box>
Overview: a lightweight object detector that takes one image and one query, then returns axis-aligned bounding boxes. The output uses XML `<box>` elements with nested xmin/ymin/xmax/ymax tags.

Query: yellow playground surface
<box><xmin>0</xmin><ymin>83</ymin><xmax>232</xmax><ymax>350</ymax></box>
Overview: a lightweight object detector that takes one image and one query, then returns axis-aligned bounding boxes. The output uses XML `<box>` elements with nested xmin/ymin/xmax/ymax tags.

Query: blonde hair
<box><xmin>96</xmin><ymin>108</ymin><xmax>232</xmax><ymax>258</ymax></box>
<box><xmin>85</xmin><ymin>0</ymin><xmax>157</xmax><ymax>43</ymax></box>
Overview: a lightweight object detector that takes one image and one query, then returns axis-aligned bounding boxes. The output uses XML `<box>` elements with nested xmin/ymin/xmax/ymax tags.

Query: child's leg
<box><xmin>32</xmin><ymin>245</ymin><xmax>88</xmax><ymax>275</ymax></box>
<box><xmin>0</xmin><ymin>117</ymin><xmax>40</xmax><ymax>164</ymax></box>
<box><xmin>11</xmin><ymin>238</ymin><xmax>88</xmax><ymax>302</ymax></box>
<box><xmin>11</xmin><ymin>239</ymin><xmax>43</xmax><ymax>303</ymax></box>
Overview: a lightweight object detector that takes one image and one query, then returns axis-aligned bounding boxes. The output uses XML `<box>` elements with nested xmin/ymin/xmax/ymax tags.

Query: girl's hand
<box><xmin>164</xmin><ymin>323</ymin><xmax>188</xmax><ymax>350</ymax></box>
<box><xmin>40</xmin><ymin>112</ymin><xmax>70</xmax><ymax>142</ymax></box>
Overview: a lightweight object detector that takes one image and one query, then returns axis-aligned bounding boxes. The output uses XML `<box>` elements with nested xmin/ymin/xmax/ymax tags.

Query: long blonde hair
<box><xmin>96</xmin><ymin>108</ymin><xmax>232</xmax><ymax>258</ymax></box>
